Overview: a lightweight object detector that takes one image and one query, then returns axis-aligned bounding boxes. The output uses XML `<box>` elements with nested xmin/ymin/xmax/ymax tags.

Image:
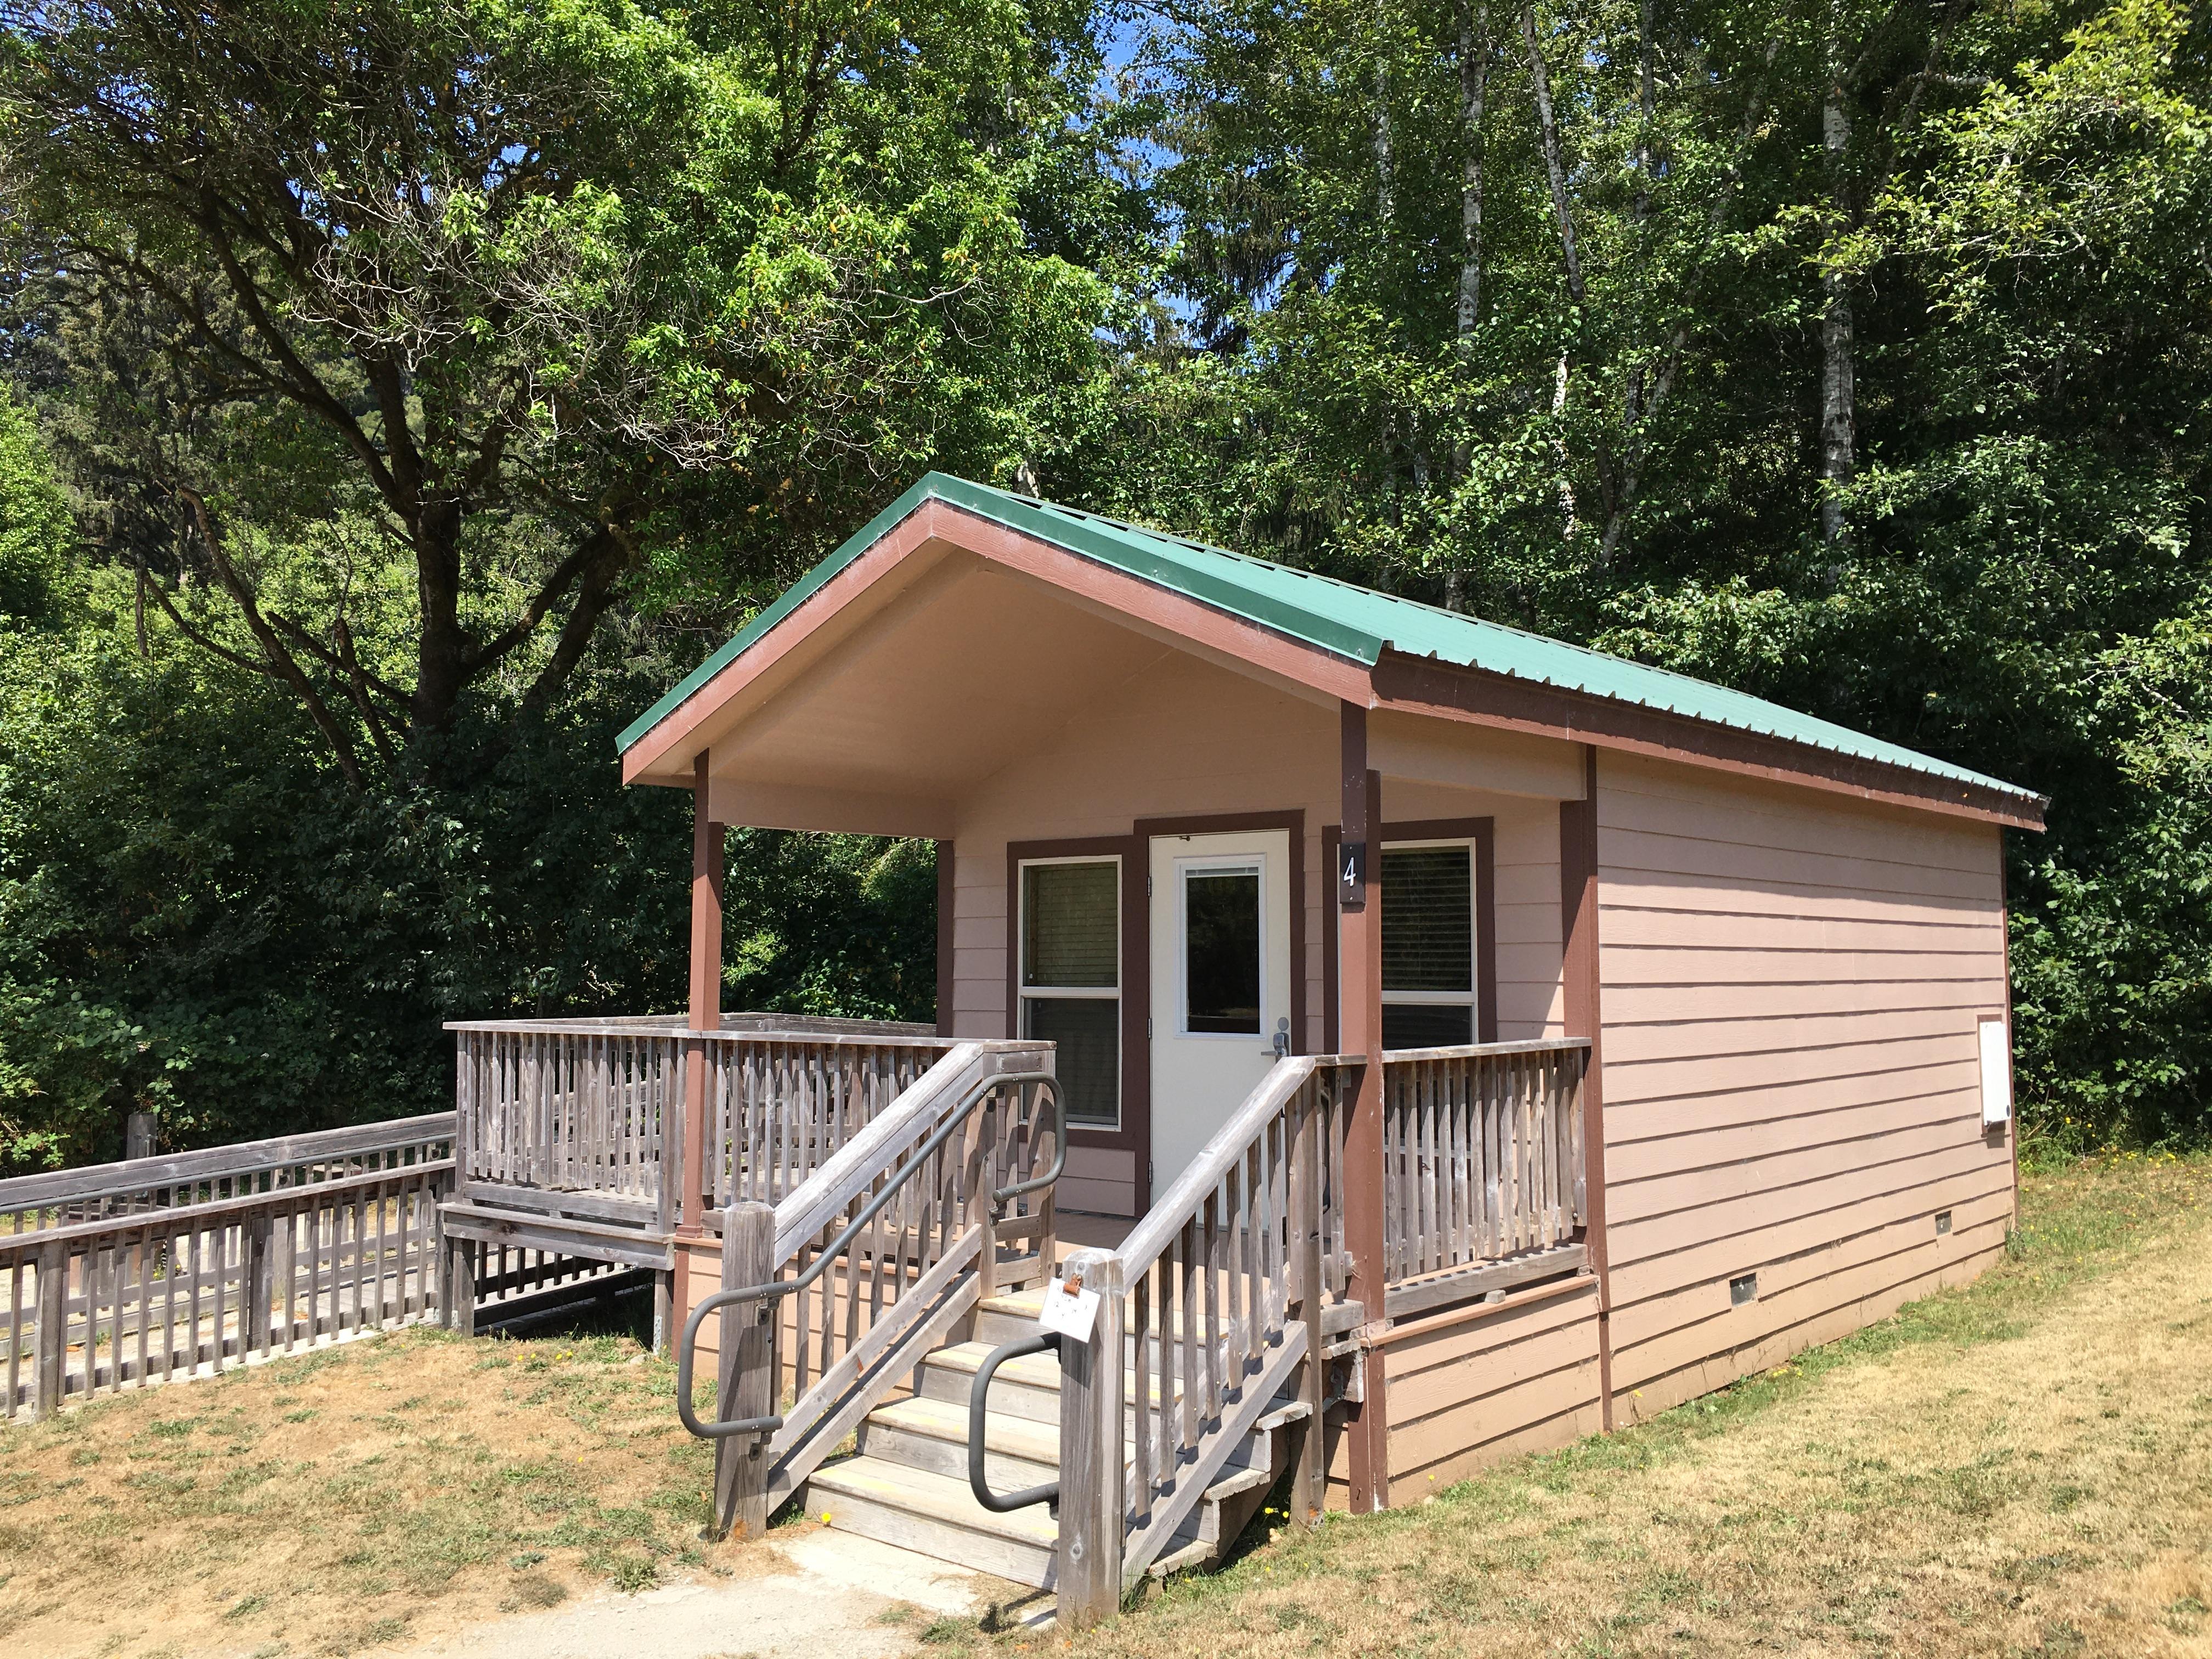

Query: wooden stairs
<box><xmin>802</xmin><ymin>1282</ymin><xmax>1308</xmax><ymax>1589</ymax></box>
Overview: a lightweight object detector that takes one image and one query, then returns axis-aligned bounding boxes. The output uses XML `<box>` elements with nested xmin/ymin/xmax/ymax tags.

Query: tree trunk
<box><xmin>1457</xmin><ymin>0</ymin><xmax>1490</xmax><ymax>356</ymax></box>
<box><xmin>410</xmin><ymin>501</ymin><xmax>471</xmax><ymax>743</ymax></box>
<box><xmin>1820</xmin><ymin>77</ymin><xmax>1856</xmax><ymax>552</ymax></box>
<box><xmin>1521</xmin><ymin>6</ymin><xmax>1585</xmax><ymax>306</ymax></box>
<box><xmin>1452</xmin><ymin>0</ymin><xmax>1491</xmax><ymax>486</ymax></box>
<box><xmin>1372</xmin><ymin>3</ymin><xmax>1395</xmax><ymax>233</ymax></box>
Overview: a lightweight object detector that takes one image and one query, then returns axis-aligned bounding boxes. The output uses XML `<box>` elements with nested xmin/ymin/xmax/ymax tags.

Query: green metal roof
<box><xmin>620</xmin><ymin>472</ymin><xmax>2040</xmax><ymax>806</ymax></box>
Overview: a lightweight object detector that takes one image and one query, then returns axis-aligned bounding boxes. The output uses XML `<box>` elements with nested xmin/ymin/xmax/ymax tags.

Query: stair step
<box><xmin>804</xmin><ymin>1458</ymin><xmax>1059</xmax><ymax>1589</ymax></box>
<box><xmin>974</xmin><ymin>1291</ymin><xmax>1228</xmax><ymax>1349</ymax></box>
<box><xmin>862</xmin><ymin>1397</ymin><xmax>1068</xmax><ymax>1487</ymax></box>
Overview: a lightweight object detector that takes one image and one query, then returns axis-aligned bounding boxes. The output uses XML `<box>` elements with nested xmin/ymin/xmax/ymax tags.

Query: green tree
<box><xmin>1075</xmin><ymin>0</ymin><xmax>2212</xmax><ymax>1146</ymax></box>
<box><xmin>1</xmin><ymin>0</ymin><xmax>1108</xmax><ymax>785</ymax></box>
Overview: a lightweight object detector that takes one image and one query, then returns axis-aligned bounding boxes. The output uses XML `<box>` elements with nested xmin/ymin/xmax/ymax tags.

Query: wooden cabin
<box><xmin>441</xmin><ymin>473</ymin><xmax>2044</xmax><ymax>1620</ymax></box>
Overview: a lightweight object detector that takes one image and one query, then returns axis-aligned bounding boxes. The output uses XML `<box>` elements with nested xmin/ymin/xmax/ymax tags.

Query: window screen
<box><xmin>1019</xmin><ymin>859</ymin><xmax>1120</xmax><ymax>1128</ymax></box>
<box><xmin>1382</xmin><ymin>1003</ymin><xmax>1475</xmax><ymax>1051</ymax></box>
<box><xmin>1024</xmin><ymin>997</ymin><xmax>1119</xmax><ymax>1127</ymax></box>
<box><xmin>1377</xmin><ymin>842</ymin><xmax>1479</xmax><ymax>1051</ymax></box>
<box><xmin>1184</xmin><ymin>866</ymin><xmax>1262</xmax><ymax>1034</ymax></box>
<box><xmin>1023</xmin><ymin>862</ymin><xmax>1118</xmax><ymax>989</ymax></box>
<box><xmin>1382</xmin><ymin>847</ymin><xmax>1472</xmax><ymax>993</ymax></box>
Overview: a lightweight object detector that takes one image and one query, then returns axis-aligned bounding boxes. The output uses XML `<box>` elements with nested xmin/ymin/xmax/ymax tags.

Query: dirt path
<box><xmin>388</xmin><ymin>1530</ymin><xmax>1017</xmax><ymax>1659</ymax></box>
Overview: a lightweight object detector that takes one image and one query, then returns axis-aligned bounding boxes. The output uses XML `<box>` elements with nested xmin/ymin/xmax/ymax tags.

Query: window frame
<box><xmin>1323</xmin><ymin>815</ymin><xmax>1497</xmax><ymax>1053</ymax></box>
<box><xmin>1377</xmin><ymin>838</ymin><xmax>1481</xmax><ymax>1045</ymax></box>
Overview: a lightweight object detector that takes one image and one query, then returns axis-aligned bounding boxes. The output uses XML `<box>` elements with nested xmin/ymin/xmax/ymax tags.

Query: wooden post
<box><xmin>1336</xmin><ymin>703</ymin><xmax>1389</xmax><ymax>1513</ymax></box>
<box><xmin>245</xmin><ymin>1210</ymin><xmax>274</xmax><ymax>1354</ymax></box>
<box><xmin>935</xmin><ymin>839</ymin><xmax>957</xmax><ymax>1039</ymax></box>
<box><xmin>675</xmin><ymin>754</ymin><xmax>725</xmax><ymax>1340</ymax></box>
<box><xmin>714</xmin><ymin>1203</ymin><xmax>776</xmax><ymax>1542</ymax></box>
<box><xmin>1560</xmin><ymin>744</ymin><xmax>1614</xmax><ymax>1430</ymax></box>
<box><xmin>444</xmin><ymin>1235</ymin><xmax>478</xmax><ymax>1338</ymax></box>
<box><xmin>1057</xmin><ymin>1249</ymin><xmax>1126</xmax><ymax>1628</ymax></box>
<box><xmin>34</xmin><ymin>1238</ymin><xmax>66</xmax><ymax>1420</ymax></box>
<box><xmin>973</xmin><ymin>1088</ymin><xmax>1001</xmax><ymax>1306</ymax></box>
<box><xmin>1289</xmin><ymin>1074</ymin><xmax>1328</xmax><ymax>1525</ymax></box>
<box><xmin>125</xmin><ymin>1111</ymin><xmax>159</xmax><ymax>1162</ymax></box>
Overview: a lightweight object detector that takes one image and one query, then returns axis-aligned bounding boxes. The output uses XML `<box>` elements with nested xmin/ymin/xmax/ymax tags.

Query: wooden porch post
<box><xmin>935</xmin><ymin>839</ymin><xmax>956</xmax><ymax>1039</ymax></box>
<box><xmin>672</xmin><ymin>753</ymin><xmax>725</xmax><ymax>1343</ymax></box>
<box><xmin>1338</xmin><ymin>702</ymin><xmax>1390</xmax><ymax>1513</ymax></box>
<box><xmin>1560</xmin><ymin>744</ymin><xmax>1615</xmax><ymax>1430</ymax></box>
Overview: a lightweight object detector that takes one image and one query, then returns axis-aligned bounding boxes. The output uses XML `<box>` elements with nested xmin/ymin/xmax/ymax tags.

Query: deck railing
<box><xmin>676</xmin><ymin>1041</ymin><xmax>1060</xmax><ymax>1538</ymax></box>
<box><xmin>1381</xmin><ymin>1039</ymin><xmax>1590</xmax><ymax>1287</ymax></box>
<box><xmin>446</xmin><ymin>1015</ymin><xmax>957</xmax><ymax>1232</ymax></box>
<box><xmin>0</xmin><ymin>1118</ymin><xmax>459</xmax><ymax>1420</ymax></box>
<box><xmin>1053</xmin><ymin>1052</ymin><xmax>1365</xmax><ymax>1620</ymax></box>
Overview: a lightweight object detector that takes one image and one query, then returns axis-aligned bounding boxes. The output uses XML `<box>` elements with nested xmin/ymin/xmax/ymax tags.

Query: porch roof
<box><xmin>620</xmin><ymin>473</ymin><xmax>2045</xmax><ymax>827</ymax></box>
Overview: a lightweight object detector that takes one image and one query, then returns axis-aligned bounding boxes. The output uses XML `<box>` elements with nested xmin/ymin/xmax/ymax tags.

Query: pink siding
<box><xmin>1384</xmin><ymin>1285</ymin><xmax>1604</xmax><ymax>1491</ymax></box>
<box><xmin>1595</xmin><ymin>753</ymin><xmax>2015</xmax><ymax>1420</ymax></box>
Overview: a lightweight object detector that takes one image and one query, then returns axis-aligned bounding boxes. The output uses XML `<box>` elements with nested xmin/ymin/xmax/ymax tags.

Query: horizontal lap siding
<box><xmin>1383</xmin><ymin>1283</ymin><xmax>1604</xmax><ymax>1491</ymax></box>
<box><xmin>1595</xmin><ymin>754</ymin><xmax>2013</xmax><ymax>1424</ymax></box>
<box><xmin>1494</xmin><ymin>806</ymin><xmax>1566</xmax><ymax>1040</ymax></box>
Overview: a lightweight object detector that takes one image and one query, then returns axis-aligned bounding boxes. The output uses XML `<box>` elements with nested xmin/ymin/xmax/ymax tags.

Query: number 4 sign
<box><xmin>1339</xmin><ymin>839</ymin><xmax>1367</xmax><ymax>910</ymax></box>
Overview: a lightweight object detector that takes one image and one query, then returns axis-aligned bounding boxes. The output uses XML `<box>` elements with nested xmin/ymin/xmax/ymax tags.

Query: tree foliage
<box><xmin>1062</xmin><ymin>0</ymin><xmax>2212</xmax><ymax>1147</ymax></box>
<box><xmin>1</xmin><ymin>0</ymin><xmax>1109</xmax><ymax>785</ymax></box>
<box><xmin>0</xmin><ymin>0</ymin><xmax>2207</xmax><ymax>1165</ymax></box>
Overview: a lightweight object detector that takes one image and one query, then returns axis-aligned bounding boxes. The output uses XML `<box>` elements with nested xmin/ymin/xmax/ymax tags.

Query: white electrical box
<box><xmin>1978</xmin><ymin>1015</ymin><xmax>2013</xmax><ymax>1126</ymax></box>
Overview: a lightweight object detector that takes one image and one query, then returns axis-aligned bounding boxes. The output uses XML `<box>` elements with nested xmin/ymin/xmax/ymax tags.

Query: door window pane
<box><xmin>1185</xmin><ymin>866</ymin><xmax>1262</xmax><ymax>1034</ymax></box>
<box><xmin>1381</xmin><ymin>847</ymin><xmax>1472</xmax><ymax>993</ymax></box>
<box><xmin>1382</xmin><ymin>1002</ymin><xmax>1475</xmax><ymax>1051</ymax></box>
<box><xmin>1023</xmin><ymin>862</ymin><xmax>1119</xmax><ymax>988</ymax></box>
<box><xmin>1024</xmin><ymin>996</ymin><xmax>1120</xmax><ymax>1127</ymax></box>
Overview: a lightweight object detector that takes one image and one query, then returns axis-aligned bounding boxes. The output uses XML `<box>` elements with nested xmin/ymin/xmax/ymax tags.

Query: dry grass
<box><xmin>0</xmin><ymin>1294</ymin><xmax>770</xmax><ymax>1658</ymax></box>
<box><xmin>966</xmin><ymin>1154</ymin><xmax>2212</xmax><ymax>1658</ymax></box>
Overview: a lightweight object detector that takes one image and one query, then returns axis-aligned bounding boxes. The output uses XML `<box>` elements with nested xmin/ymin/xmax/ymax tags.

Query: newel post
<box><xmin>1337</xmin><ymin>702</ymin><xmax>1390</xmax><ymax>1513</ymax></box>
<box><xmin>713</xmin><ymin>1201</ymin><xmax>776</xmax><ymax>1541</ymax></box>
<box><xmin>33</xmin><ymin>1238</ymin><xmax>67</xmax><ymax>1420</ymax></box>
<box><xmin>1057</xmin><ymin>1248</ymin><xmax>1126</xmax><ymax>1628</ymax></box>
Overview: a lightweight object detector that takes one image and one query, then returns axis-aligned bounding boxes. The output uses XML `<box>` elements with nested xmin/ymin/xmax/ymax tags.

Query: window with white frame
<box><xmin>1380</xmin><ymin>841</ymin><xmax>1479</xmax><ymax>1049</ymax></box>
<box><xmin>1019</xmin><ymin>857</ymin><xmax>1120</xmax><ymax>1128</ymax></box>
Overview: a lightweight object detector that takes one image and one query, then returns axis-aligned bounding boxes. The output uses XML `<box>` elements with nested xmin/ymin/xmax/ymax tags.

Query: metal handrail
<box><xmin>968</xmin><ymin>1330</ymin><xmax>1063</xmax><ymax>1513</ymax></box>
<box><xmin>674</xmin><ymin>1071</ymin><xmax>1064</xmax><ymax>1441</ymax></box>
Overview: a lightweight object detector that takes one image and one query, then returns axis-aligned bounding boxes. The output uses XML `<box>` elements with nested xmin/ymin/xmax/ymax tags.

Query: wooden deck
<box><xmin>442</xmin><ymin>1014</ymin><xmax>957</xmax><ymax>1269</ymax></box>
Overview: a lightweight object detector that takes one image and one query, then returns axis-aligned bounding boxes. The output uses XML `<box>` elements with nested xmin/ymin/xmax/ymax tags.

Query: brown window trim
<box><xmin>1006</xmin><ymin>837</ymin><xmax>1146</xmax><ymax>1161</ymax></box>
<box><xmin>1322</xmin><ymin>816</ymin><xmax>1497</xmax><ymax>1053</ymax></box>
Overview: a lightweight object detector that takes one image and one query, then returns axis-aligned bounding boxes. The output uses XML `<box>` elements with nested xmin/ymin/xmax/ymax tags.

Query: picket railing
<box><xmin>676</xmin><ymin>1040</ymin><xmax>1059</xmax><ymax>1538</ymax></box>
<box><xmin>704</xmin><ymin>1032</ymin><xmax>956</xmax><ymax>1210</ymax></box>
<box><xmin>447</xmin><ymin>1017</ymin><xmax>957</xmax><ymax>1234</ymax></box>
<box><xmin>1053</xmin><ymin>1053</ymin><xmax>1363</xmax><ymax>1619</ymax></box>
<box><xmin>0</xmin><ymin>1118</ymin><xmax>458</xmax><ymax>1420</ymax></box>
<box><xmin>1381</xmin><ymin>1040</ymin><xmax>1589</xmax><ymax>1287</ymax></box>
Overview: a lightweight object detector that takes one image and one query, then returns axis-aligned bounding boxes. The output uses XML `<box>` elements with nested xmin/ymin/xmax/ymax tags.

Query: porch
<box><xmin>443</xmin><ymin>1017</ymin><xmax>1593</xmax><ymax>1322</ymax></box>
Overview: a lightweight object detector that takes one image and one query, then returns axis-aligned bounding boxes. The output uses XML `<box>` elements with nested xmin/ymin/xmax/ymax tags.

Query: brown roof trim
<box><xmin>1371</xmin><ymin>651</ymin><xmax>2046</xmax><ymax>832</ymax></box>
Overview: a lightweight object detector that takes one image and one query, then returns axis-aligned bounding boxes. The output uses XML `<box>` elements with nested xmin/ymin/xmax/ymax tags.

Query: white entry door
<box><xmin>1149</xmin><ymin>829</ymin><xmax>1293</xmax><ymax>1196</ymax></box>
